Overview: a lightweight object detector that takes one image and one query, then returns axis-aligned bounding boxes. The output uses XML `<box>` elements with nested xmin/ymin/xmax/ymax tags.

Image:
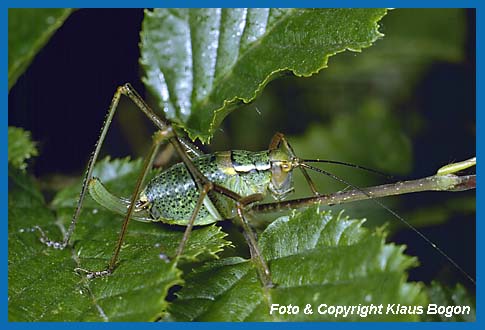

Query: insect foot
<box><xmin>34</xmin><ymin>226</ymin><xmax>67</xmax><ymax>250</ymax></box>
<box><xmin>75</xmin><ymin>267</ymin><xmax>112</xmax><ymax>280</ymax></box>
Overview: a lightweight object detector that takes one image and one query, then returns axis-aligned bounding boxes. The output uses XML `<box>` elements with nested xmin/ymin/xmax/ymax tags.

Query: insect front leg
<box><xmin>269</xmin><ymin>132</ymin><xmax>320</xmax><ymax>196</ymax></box>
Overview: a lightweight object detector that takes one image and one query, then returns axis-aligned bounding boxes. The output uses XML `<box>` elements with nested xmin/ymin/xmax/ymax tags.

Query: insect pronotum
<box><xmin>36</xmin><ymin>83</ymin><xmax>475</xmax><ymax>288</ymax></box>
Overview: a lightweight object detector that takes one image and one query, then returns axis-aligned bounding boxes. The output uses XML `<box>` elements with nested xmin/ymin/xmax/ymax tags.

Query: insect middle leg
<box><xmin>76</xmin><ymin>130</ymin><xmax>167</xmax><ymax>278</ymax></box>
<box><xmin>163</xmin><ymin>154</ymin><xmax>273</xmax><ymax>287</ymax></box>
<box><xmin>183</xmin><ymin>183</ymin><xmax>273</xmax><ymax>288</ymax></box>
<box><xmin>234</xmin><ymin>193</ymin><xmax>273</xmax><ymax>288</ymax></box>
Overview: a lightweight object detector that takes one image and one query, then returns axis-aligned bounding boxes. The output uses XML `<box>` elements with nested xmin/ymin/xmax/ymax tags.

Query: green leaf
<box><xmin>289</xmin><ymin>99</ymin><xmax>412</xmax><ymax>185</ymax></box>
<box><xmin>140</xmin><ymin>8</ymin><xmax>388</xmax><ymax>142</ymax></box>
<box><xmin>422</xmin><ymin>282</ymin><xmax>475</xmax><ymax>321</ymax></box>
<box><xmin>8</xmin><ymin>158</ymin><xmax>231</xmax><ymax>321</ymax></box>
<box><xmin>8</xmin><ymin>126</ymin><xmax>38</xmax><ymax>172</ymax></box>
<box><xmin>290</xmin><ymin>9</ymin><xmax>467</xmax><ymax>115</ymax></box>
<box><xmin>168</xmin><ymin>207</ymin><xmax>427</xmax><ymax>321</ymax></box>
<box><xmin>8</xmin><ymin>8</ymin><xmax>73</xmax><ymax>90</ymax></box>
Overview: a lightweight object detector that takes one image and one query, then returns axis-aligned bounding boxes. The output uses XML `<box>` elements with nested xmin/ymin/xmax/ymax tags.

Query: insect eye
<box><xmin>281</xmin><ymin>162</ymin><xmax>291</xmax><ymax>172</ymax></box>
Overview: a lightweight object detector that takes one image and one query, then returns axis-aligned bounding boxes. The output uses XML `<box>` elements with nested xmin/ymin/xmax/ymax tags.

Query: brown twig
<box><xmin>252</xmin><ymin>174</ymin><xmax>476</xmax><ymax>213</ymax></box>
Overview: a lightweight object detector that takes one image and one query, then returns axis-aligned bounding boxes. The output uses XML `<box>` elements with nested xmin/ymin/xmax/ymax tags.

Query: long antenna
<box><xmin>299</xmin><ymin>162</ymin><xmax>476</xmax><ymax>285</ymax></box>
<box><xmin>301</xmin><ymin>158</ymin><xmax>392</xmax><ymax>179</ymax></box>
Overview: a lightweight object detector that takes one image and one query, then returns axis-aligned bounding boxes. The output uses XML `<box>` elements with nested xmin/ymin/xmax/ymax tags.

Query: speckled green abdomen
<box><xmin>140</xmin><ymin>151</ymin><xmax>272</xmax><ymax>226</ymax></box>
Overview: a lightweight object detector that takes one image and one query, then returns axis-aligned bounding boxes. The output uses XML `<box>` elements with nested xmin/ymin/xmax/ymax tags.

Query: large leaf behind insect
<box><xmin>140</xmin><ymin>8</ymin><xmax>388</xmax><ymax>142</ymax></box>
<box><xmin>8</xmin><ymin>158</ymin><xmax>231</xmax><ymax>321</ymax></box>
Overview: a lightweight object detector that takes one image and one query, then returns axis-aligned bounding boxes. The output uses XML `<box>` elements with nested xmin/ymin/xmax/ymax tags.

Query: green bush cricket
<box><xmin>35</xmin><ymin>83</ymin><xmax>476</xmax><ymax>289</ymax></box>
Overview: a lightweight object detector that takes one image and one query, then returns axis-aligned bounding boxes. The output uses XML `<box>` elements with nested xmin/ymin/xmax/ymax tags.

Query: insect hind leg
<box><xmin>36</xmin><ymin>84</ymin><xmax>145</xmax><ymax>250</ymax></box>
<box><xmin>37</xmin><ymin>83</ymin><xmax>177</xmax><ymax>273</ymax></box>
<box><xmin>213</xmin><ymin>186</ymin><xmax>273</xmax><ymax>288</ymax></box>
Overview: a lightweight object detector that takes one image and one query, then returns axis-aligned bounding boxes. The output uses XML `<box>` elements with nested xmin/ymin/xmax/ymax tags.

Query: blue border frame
<box><xmin>4</xmin><ymin>0</ymin><xmax>481</xmax><ymax>328</ymax></box>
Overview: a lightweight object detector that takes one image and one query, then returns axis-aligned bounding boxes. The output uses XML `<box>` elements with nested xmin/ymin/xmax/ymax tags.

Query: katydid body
<box><xmin>36</xmin><ymin>83</ymin><xmax>290</xmax><ymax>287</ymax></box>
<box><xmin>91</xmin><ymin>149</ymin><xmax>293</xmax><ymax>226</ymax></box>
<box><xmin>36</xmin><ymin>83</ymin><xmax>475</xmax><ymax>288</ymax></box>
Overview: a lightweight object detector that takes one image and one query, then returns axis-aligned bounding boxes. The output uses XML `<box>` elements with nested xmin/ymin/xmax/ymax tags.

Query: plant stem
<box><xmin>252</xmin><ymin>174</ymin><xmax>476</xmax><ymax>213</ymax></box>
